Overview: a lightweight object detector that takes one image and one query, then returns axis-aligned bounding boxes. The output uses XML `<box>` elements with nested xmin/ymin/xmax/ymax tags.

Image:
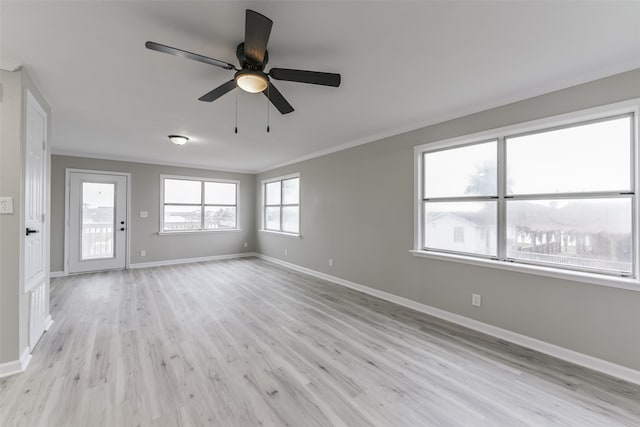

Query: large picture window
<box><xmin>161</xmin><ymin>176</ymin><xmax>238</xmax><ymax>232</ymax></box>
<box><xmin>263</xmin><ymin>175</ymin><xmax>300</xmax><ymax>235</ymax></box>
<box><xmin>417</xmin><ymin>110</ymin><xmax>637</xmax><ymax>281</ymax></box>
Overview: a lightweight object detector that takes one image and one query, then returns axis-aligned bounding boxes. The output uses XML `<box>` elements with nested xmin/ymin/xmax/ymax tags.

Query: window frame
<box><xmin>159</xmin><ymin>174</ymin><xmax>240</xmax><ymax>234</ymax></box>
<box><xmin>413</xmin><ymin>99</ymin><xmax>640</xmax><ymax>291</ymax></box>
<box><xmin>260</xmin><ymin>173</ymin><xmax>301</xmax><ymax>237</ymax></box>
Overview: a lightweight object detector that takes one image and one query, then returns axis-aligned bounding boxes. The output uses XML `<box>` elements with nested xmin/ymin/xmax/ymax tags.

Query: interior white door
<box><xmin>68</xmin><ymin>172</ymin><xmax>127</xmax><ymax>273</ymax></box>
<box><xmin>24</xmin><ymin>91</ymin><xmax>48</xmax><ymax>351</ymax></box>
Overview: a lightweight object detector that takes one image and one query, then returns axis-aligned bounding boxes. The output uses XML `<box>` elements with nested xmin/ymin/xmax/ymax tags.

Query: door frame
<box><xmin>64</xmin><ymin>168</ymin><xmax>131</xmax><ymax>275</ymax></box>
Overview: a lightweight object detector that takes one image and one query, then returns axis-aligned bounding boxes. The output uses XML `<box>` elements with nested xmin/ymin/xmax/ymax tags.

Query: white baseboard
<box><xmin>50</xmin><ymin>271</ymin><xmax>65</xmax><ymax>278</ymax></box>
<box><xmin>44</xmin><ymin>314</ymin><xmax>54</xmax><ymax>331</ymax></box>
<box><xmin>129</xmin><ymin>252</ymin><xmax>258</xmax><ymax>269</ymax></box>
<box><xmin>256</xmin><ymin>254</ymin><xmax>640</xmax><ymax>386</ymax></box>
<box><xmin>20</xmin><ymin>346</ymin><xmax>32</xmax><ymax>371</ymax></box>
<box><xmin>0</xmin><ymin>347</ymin><xmax>31</xmax><ymax>379</ymax></box>
<box><xmin>0</xmin><ymin>359</ymin><xmax>22</xmax><ymax>378</ymax></box>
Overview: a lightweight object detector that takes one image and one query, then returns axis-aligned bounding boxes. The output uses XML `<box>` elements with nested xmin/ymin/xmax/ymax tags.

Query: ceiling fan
<box><xmin>146</xmin><ymin>9</ymin><xmax>341</xmax><ymax>115</ymax></box>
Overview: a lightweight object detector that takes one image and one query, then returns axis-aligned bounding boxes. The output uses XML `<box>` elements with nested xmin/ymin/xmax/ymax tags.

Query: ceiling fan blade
<box><xmin>263</xmin><ymin>82</ymin><xmax>294</xmax><ymax>114</ymax></box>
<box><xmin>244</xmin><ymin>10</ymin><xmax>273</xmax><ymax>65</ymax></box>
<box><xmin>269</xmin><ymin>68</ymin><xmax>341</xmax><ymax>87</ymax></box>
<box><xmin>146</xmin><ymin>41</ymin><xmax>236</xmax><ymax>70</ymax></box>
<box><xmin>198</xmin><ymin>80</ymin><xmax>237</xmax><ymax>102</ymax></box>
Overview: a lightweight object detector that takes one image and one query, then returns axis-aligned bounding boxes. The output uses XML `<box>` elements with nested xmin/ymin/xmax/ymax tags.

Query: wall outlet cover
<box><xmin>472</xmin><ymin>294</ymin><xmax>482</xmax><ymax>307</ymax></box>
<box><xmin>140</xmin><ymin>211</ymin><xmax>148</xmax><ymax>218</ymax></box>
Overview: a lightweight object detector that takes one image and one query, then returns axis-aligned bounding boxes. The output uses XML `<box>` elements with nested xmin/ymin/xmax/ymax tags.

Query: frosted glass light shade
<box><xmin>169</xmin><ymin>135</ymin><xmax>188</xmax><ymax>146</ymax></box>
<box><xmin>236</xmin><ymin>72</ymin><xmax>268</xmax><ymax>93</ymax></box>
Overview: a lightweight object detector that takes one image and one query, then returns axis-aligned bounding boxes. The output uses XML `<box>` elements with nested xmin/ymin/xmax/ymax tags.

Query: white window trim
<box><xmin>159</xmin><ymin>174</ymin><xmax>240</xmax><ymax>234</ymax></box>
<box><xmin>258</xmin><ymin>229</ymin><xmax>302</xmax><ymax>239</ymax></box>
<box><xmin>413</xmin><ymin>98</ymin><xmax>640</xmax><ymax>291</ymax></box>
<box><xmin>260</xmin><ymin>173</ymin><xmax>301</xmax><ymax>237</ymax></box>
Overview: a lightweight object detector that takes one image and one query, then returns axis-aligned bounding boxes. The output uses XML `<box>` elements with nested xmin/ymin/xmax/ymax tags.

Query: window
<box><xmin>453</xmin><ymin>227</ymin><xmax>465</xmax><ymax>243</ymax></box>
<box><xmin>161</xmin><ymin>176</ymin><xmax>238</xmax><ymax>232</ymax></box>
<box><xmin>423</xmin><ymin>140</ymin><xmax>498</xmax><ymax>257</ymax></box>
<box><xmin>263</xmin><ymin>175</ymin><xmax>300</xmax><ymax>235</ymax></box>
<box><xmin>416</xmin><ymin>108</ymin><xmax>637</xmax><ymax>281</ymax></box>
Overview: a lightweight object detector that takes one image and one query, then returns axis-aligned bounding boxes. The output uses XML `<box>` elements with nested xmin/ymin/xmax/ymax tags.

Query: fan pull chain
<box><xmin>234</xmin><ymin>89</ymin><xmax>238</xmax><ymax>134</ymax></box>
<box><xmin>266</xmin><ymin>84</ymin><xmax>270</xmax><ymax>133</ymax></box>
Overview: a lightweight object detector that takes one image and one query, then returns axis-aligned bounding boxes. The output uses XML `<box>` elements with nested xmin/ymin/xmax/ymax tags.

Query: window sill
<box><xmin>409</xmin><ymin>250</ymin><xmax>640</xmax><ymax>292</ymax></box>
<box><xmin>259</xmin><ymin>229</ymin><xmax>301</xmax><ymax>239</ymax></box>
<box><xmin>159</xmin><ymin>229</ymin><xmax>241</xmax><ymax>235</ymax></box>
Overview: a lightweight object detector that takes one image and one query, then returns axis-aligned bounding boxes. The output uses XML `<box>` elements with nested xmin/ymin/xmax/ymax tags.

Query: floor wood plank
<box><xmin>1</xmin><ymin>257</ymin><xmax>639</xmax><ymax>426</ymax></box>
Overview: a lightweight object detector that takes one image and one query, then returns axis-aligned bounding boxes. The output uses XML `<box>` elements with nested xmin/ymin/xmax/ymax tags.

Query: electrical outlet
<box><xmin>472</xmin><ymin>294</ymin><xmax>482</xmax><ymax>307</ymax></box>
<box><xmin>140</xmin><ymin>249</ymin><xmax>146</xmax><ymax>257</ymax></box>
<box><xmin>244</xmin><ymin>241</ymin><xmax>248</xmax><ymax>248</ymax></box>
<box><xmin>0</xmin><ymin>197</ymin><xmax>13</xmax><ymax>214</ymax></box>
<box><xmin>329</xmin><ymin>259</ymin><xmax>333</xmax><ymax>267</ymax></box>
<box><xmin>140</xmin><ymin>211</ymin><xmax>148</xmax><ymax>218</ymax></box>
<box><xmin>284</xmin><ymin>248</ymin><xmax>288</xmax><ymax>256</ymax></box>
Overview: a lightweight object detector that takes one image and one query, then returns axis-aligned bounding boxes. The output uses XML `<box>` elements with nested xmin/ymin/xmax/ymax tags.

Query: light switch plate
<box><xmin>0</xmin><ymin>197</ymin><xmax>14</xmax><ymax>214</ymax></box>
<box><xmin>140</xmin><ymin>211</ymin><xmax>148</xmax><ymax>218</ymax></box>
<box><xmin>472</xmin><ymin>294</ymin><xmax>482</xmax><ymax>307</ymax></box>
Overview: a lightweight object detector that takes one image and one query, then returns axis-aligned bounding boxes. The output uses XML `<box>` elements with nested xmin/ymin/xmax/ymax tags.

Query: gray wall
<box><xmin>0</xmin><ymin>69</ymin><xmax>52</xmax><ymax>363</ymax></box>
<box><xmin>256</xmin><ymin>68</ymin><xmax>640</xmax><ymax>371</ymax></box>
<box><xmin>50</xmin><ymin>156</ymin><xmax>255</xmax><ymax>272</ymax></box>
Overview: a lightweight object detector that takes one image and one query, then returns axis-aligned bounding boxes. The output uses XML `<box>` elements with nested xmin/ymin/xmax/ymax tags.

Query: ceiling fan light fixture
<box><xmin>146</xmin><ymin>9</ymin><xmax>340</xmax><ymax>115</ymax></box>
<box><xmin>235</xmin><ymin>70</ymin><xmax>268</xmax><ymax>93</ymax></box>
<box><xmin>168</xmin><ymin>135</ymin><xmax>189</xmax><ymax>146</ymax></box>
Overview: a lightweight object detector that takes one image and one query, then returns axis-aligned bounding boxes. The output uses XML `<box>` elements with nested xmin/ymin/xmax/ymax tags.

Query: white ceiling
<box><xmin>2</xmin><ymin>1</ymin><xmax>640</xmax><ymax>173</ymax></box>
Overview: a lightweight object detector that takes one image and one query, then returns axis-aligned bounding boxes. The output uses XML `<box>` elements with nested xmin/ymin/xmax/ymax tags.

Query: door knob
<box><xmin>26</xmin><ymin>228</ymin><xmax>39</xmax><ymax>236</ymax></box>
<box><xmin>120</xmin><ymin>227</ymin><xmax>125</xmax><ymax>231</ymax></box>
<box><xmin>120</xmin><ymin>221</ymin><xmax>125</xmax><ymax>224</ymax></box>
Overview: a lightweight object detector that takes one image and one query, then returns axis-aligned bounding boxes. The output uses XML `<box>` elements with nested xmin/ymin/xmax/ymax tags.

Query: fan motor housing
<box><xmin>236</xmin><ymin>42</ymin><xmax>268</xmax><ymax>70</ymax></box>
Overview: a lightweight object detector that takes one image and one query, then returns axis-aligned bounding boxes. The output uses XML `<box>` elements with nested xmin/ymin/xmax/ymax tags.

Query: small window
<box><xmin>453</xmin><ymin>227</ymin><xmax>465</xmax><ymax>243</ymax></box>
<box><xmin>263</xmin><ymin>175</ymin><xmax>300</xmax><ymax>234</ymax></box>
<box><xmin>161</xmin><ymin>176</ymin><xmax>238</xmax><ymax>232</ymax></box>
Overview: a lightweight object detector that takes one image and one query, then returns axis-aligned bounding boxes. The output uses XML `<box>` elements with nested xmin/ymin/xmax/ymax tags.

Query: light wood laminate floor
<box><xmin>1</xmin><ymin>258</ymin><xmax>639</xmax><ymax>426</ymax></box>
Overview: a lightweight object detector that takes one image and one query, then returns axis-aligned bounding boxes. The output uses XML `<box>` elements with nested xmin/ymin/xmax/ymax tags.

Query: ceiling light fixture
<box><xmin>168</xmin><ymin>135</ymin><xmax>189</xmax><ymax>146</ymax></box>
<box><xmin>235</xmin><ymin>70</ymin><xmax>268</xmax><ymax>93</ymax></box>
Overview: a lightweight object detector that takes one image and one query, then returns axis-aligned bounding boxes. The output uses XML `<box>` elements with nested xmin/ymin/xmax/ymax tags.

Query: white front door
<box><xmin>24</xmin><ymin>91</ymin><xmax>48</xmax><ymax>351</ymax></box>
<box><xmin>68</xmin><ymin>172</ymin><xmax>127</xmax><ymax>273</ymax></box>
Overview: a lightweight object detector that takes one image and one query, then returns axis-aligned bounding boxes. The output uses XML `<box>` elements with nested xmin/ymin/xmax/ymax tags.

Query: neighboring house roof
<box><xmin>427</xmin><ymin>212</ymin><xmax>485</xmax><ymax>228</ymax></box>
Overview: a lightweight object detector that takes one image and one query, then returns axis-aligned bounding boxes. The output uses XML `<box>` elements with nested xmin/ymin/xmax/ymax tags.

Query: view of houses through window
<box><xmin>162</xmin><ymin>177</ymin><xmax>238</xmax><ymax>232</ymax></box>
<box><xmin>421</xmin><ymin>114</ymin><xmax>635</xmax><ymax>276</ymax></box>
